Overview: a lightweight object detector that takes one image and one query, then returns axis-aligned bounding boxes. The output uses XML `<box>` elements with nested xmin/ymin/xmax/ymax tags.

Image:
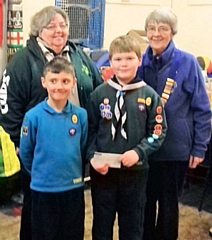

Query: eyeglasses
<box><xmin>44</xmin><ymin>24</ymin><xmax>68</xmax><ymax>31</ymax></box>
<box><xmin>147</xmin><ymin>25</ymin><xmax>171</xmax><ymax>34</ymax></box>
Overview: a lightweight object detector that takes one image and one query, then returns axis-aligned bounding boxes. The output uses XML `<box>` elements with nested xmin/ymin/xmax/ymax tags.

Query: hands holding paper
<box><xmin>119</xmin><ymin>150</ymin><xmax>139</xmax><ymax>167</ymax></box>
<box><xmin>90</xmin><ymin>150</ymin><xmax>139</xmax><ymax>175</ymax></box>
<box><xmin>90</xmin><ymin>158</ymin><xmax>110</xmax><ymax>175</ymax></box>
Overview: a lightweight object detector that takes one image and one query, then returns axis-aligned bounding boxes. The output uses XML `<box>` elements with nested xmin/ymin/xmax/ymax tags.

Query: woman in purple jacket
<box><xmin>138</xmin><ymin>7</ymin><xmax>211</xmax><ymax>240</ymax></box>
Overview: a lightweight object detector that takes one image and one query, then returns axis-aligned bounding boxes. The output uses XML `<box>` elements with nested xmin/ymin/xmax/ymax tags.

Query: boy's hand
<box><xmin>90</xmin><ymin>158</ymin><xmax>110</xmax><ymax>175</ymax></box>
<box><xmin>16</xmin><ymin>147</ymin><xmax>19</xmax><ymax>155</ymax></box>
<box><xmin>119</xmin><ymin>150</ymin><xmax>139</xmax><ymax>167</ymax></box>
<box><xmin>189</xmin><ymin>155</ymin><xmax>204</xmax><ymax>169</ymax></box>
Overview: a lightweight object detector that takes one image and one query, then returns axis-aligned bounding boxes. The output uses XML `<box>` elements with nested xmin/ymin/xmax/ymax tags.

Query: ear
<box><xmin>138</xmin><ymin>57</ymin><xmax>142</xmax><ymax>67</ymax></box>
<box><xmin>41</xmin><ymin>77</ymin><xmax>47</xmax><ymax>89</ymax></box>
<box><xmin>109</xmin><ymin>60</ymin><xmax>113</xmax><ymax>68</ymax></box>
<box><xmin>73</xmin><ymin>77</ymin><xmax>77</xmax><ymax>86</ymax></box>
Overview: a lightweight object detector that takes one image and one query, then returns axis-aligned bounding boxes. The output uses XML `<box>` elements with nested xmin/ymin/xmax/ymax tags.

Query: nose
<box><xmin>153</xmin><ymin>28</ymin><xmax>160</xmax><ymax>35</ymax></box>
<box><xmin>121</xmin><ymin>59</ymin><xmax>127</xmax><ymax>66</ymax></box>
<box><xmin>56</xmin><ymin>81</ymin><xmax>63</xmax><ymax>89</ymax></box>
<box><xmin>55</xmin><ymin>25</ymin><xmax>63</xmax><ymax>32</ymax></box>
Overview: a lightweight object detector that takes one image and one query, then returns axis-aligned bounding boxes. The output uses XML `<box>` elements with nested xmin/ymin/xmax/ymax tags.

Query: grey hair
<box><xmin>145</xmin><ymin>7</ymin><xmax>178</xmax><ymax>35</ymax></box>
<box><xmin>29</xmin><ymin>6</ymin><xmax>69</xmax><ymax>37</ymax></box>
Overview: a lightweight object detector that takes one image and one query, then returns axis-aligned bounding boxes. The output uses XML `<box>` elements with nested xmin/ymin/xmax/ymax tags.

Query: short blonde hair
<box><xmin>29</xmin><ymin>6</ymin><xmax>69</xmax><ymax>37</ymax></box>
<box><xmin>145</xmin><ymin>7</ymin><xmax>178</xmax><ymax>35</ymax></box>
<box><xmin>109</xmin><ymin>35</ymin><xmax>141</xmax><ymax>60</ymax></box>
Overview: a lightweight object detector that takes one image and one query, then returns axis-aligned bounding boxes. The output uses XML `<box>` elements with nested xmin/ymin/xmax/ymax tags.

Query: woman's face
<box><xmin>39</xmin><ymin>13</ymin><xmax>69</xmax><ymax>54</ymax></box>
<box><xmin>146</xmin><ymin>22</ymin><xmax>173</xmax><ymax>55</ymax></box>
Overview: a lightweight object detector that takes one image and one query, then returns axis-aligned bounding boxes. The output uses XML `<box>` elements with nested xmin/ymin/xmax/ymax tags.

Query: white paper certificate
<box><xmin>92</xmin><ymin>152</ymin><xmax>122</xmax><ymax>169</ymax></box>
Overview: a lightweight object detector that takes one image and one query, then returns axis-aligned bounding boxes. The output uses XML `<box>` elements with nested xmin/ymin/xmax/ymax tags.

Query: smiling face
<box><xmin>110</xmin><ymin>51</ymin><xmax>142</xmax><ymax>85</ymax></box>
<box><xmin>39</xmin><ymin>13</ymin><xmax>69</xmax><ymax>54</ymax></box>
<box><xmin>41</xmin><ymin>71</ymin><xmax>76</xmax><ymax>108</ymax></box>
<box><xmin>146</xmin><ymin>22</ymin><xmax>173</xmax><ymax>55</ymax></box>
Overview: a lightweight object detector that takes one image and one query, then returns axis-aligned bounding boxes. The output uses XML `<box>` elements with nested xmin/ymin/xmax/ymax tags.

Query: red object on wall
<box><xmin>0</xmin><ymin>0</ymin><xmax>3</xmax><ymax>47</ymax></box>
<box><xmin>7</xmin><ymin>29</ymin><xmax>23</xmax><ymax>47</ymax></box>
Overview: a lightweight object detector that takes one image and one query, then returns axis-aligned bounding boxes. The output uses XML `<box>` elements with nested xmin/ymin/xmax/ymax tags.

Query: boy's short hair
<box><xmin>109</xmin><ymin>35</ymin><xmax>141</xmax><ymax>60</ymax></box>
<box><xmin>43</xmin><ymin>57</ymin><xmax>75</xmax><ymax>78</ymax></box>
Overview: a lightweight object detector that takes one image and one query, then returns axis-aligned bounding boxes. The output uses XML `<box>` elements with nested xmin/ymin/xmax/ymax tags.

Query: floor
<box><xmin>0</xmin><ymin>173</ymin><xmax>212</xmax><ymax>240</ymax></box>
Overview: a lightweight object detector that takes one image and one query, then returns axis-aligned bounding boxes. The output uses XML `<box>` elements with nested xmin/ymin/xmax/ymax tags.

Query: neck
<box><xmin>47</xmin><ymin>98</ymin><xmax>67</xmax><ymax>112</ymax></box>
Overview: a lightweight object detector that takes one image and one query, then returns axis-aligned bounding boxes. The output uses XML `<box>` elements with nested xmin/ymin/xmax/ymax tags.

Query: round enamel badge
<box><xmin>72</xmin><ymin>114</ymin><xmax>78</xmax><ymax>124</ymax></box>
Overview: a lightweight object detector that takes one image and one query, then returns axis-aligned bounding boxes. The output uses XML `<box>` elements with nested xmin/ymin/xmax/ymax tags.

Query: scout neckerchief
<box><xmin>142</xmin><ymin>48</ymin><xmax>181</xmax><ymax>106</ymax></box>
<box><xmin>107</xmin><ymin>78</ymin><xmax>146</xmax><ymax>140</ymax></box>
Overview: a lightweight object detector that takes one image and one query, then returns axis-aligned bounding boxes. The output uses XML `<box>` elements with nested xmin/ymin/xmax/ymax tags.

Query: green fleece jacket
<box><xmin>0</xmin><ymin>37</ymin><xmax>103</xmax><ymax>147</ymax></box>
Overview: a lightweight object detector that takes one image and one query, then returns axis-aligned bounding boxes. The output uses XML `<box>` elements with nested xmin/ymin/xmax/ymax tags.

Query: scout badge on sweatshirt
<box><xmin>72</xmin><ymin>114</ymin><xmax>78</xmax><ymax>124</ymax></box>
<box><xmin>99</xmin><ymin>98</ymin><xmax>112</xmax><ymax>120</ymax></box>
<box><xmin>138</xmin><ymin>98</ymin><xmax>145</xmax><ymax>112</ymax></box>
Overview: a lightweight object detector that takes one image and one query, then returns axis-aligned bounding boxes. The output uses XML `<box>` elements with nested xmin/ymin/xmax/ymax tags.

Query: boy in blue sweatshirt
<box><xmin>86</xmin><ymin>35</ymin><xmax>167</xmax><ymax>240</ymax></box>
<box><xmin>19</xmin><ymin>56</ymin><xmax>88</xmax><ymax>240</ymax></box>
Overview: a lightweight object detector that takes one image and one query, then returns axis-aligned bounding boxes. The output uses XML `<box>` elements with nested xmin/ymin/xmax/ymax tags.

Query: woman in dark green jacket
<box><xmin>0</xmin><ymin>6</ymin><xmax>103</xmax><ymax>240</ymax></box>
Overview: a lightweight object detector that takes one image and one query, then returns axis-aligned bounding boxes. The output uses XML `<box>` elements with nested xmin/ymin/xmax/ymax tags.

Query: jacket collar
<box><xmin>144</xmin><ymin>40</ymin><xmax>176</xmax><ymax>69</ymax></box>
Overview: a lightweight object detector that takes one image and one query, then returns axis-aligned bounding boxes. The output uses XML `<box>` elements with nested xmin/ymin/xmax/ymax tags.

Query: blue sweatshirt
<box><xmin>19</xmin><ymin>99</ymin><xmax>88</xmax><ymax>192</ymax></box>
<box><xmin>138</xmin><ymin>41</ymin><xmax>211</xmax><ymax>161</ymax></box>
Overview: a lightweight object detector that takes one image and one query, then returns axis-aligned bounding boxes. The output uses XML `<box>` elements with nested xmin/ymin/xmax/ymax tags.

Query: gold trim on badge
<box><xmin>72</xmin><ymin>114</ymin><xmax>78</xmax><ymax>124</ymax></box>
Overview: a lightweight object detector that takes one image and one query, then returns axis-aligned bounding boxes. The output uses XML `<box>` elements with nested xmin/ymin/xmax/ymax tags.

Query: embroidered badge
<box><xmin>23</xmin><ymin>126</ymin><xmax>28</xmax><ymax>135</ymax></box>
<box><xmin>138</xmin><ymin>104</ymin><xmax>145</xmax><ymax>111</ymax></box>
<box><xmin>73</xmin><ymin>177</ymin><xmax>82</xmax><ymax>184</ymax></box>
<box><xmin>161</xmin><ymin>78</ymin><xmax>177</xmax><ymax>106</ymax></box>
<box><xmin>137</xmin><ymin>98</ymin><xmax>145</xmax><ymax>104</ymax></box>
<box><xmin>72</xmin><ymin>114</ymin><xmax>78</xmax><ymax>124</ymax></box>
<box><xmin>82</xmin><ymin>65</ymin><xmax>89</xmax><ymax>75</ymax></box>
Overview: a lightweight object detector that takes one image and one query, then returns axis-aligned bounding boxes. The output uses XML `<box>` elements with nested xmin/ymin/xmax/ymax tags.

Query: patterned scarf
<box><xmin>107</xmin><ymin>79</ymin><xmax>146</xmax><ymax>140</ymax></box>
<box><xmin>37</xmin><ymin>37</ymin><xmax>80</xmax><ymax>107</ymax></box>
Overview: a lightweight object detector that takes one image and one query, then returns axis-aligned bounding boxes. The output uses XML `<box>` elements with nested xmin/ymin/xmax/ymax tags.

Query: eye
<box><xmin>147</xmin><ymin>26</ymin><xmax>156</xmax><ymax>32</ymax></box>
<box><xmin>63</xmin><ymin>79</ymin><xmax>71</xmax><ymax>84</ymax></box>
<box><xmin>60</xmin><ymin>24</ymin><xmax>68</xmax><ymax>30</ymax></box>
<box><xmin>46</xmin><ymin>25</ymin><xmax>56</xmax><ymax>31</ymax></box>
<box><xmin>50</xmin><ymin>79</ymin><xmax>56</xmax><ymax>84</ymax></box>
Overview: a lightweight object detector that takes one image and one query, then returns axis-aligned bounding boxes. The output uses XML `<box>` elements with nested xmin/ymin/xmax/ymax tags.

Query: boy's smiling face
<box><xmin>110</xmin><ymin>51</ymin><xmax>141</xmax><ymax>85</ymax></box>
<box><xmin>41</xmin><ymin>71</ymin><xmax>76</xmax><ymax>105</ymax></box>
